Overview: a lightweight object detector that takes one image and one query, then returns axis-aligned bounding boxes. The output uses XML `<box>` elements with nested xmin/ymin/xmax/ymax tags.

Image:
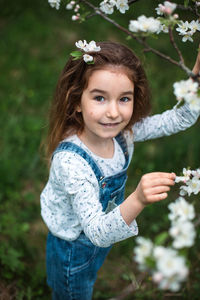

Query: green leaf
<box><xmin>154</xmin><ymin>231</ymin><xmax>169</xmax><ymax>245</ymax></box>
<box><xmin>72</xmin><ymin>56</ymin><xmax>82</xmax><ymax>61</ymax></box>
<box><xmin>70</xmin><ymin>51</ymin><xmax>82</xmax><ymax>58</ymax></box>
<box><xmin>184</xmin><ymin>0</ymin><xmax>189</xmax><ymax>7</ymax></box>
<box><xmin>126</xmin><ymin>36</ymin><xmax>132</xmax><ymax>41</ymax></box>
<box><xmin>86</xmin><ymin>61</ymin><xmax>94</xmax><ymax>65</ymax></box>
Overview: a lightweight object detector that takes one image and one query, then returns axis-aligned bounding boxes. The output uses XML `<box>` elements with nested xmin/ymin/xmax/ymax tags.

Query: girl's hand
<box><xmin>133</xmin><ymin>172</ymin><xmax>176</xmax><ymax>206</ymax></box>
<box><xmin>192</xmin><ymin>44</ymin><xmax>200</xmax><ymax>75</ymax></box>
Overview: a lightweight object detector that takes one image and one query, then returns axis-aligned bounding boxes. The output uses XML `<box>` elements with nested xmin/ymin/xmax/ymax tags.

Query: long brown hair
<box><xmin>46</xmin><ymin>41</ymin><xmax>151</xmax><ymax>159</ymax></box>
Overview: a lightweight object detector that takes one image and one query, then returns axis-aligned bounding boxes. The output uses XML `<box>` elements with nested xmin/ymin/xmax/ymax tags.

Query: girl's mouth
<box><xmin>100</xmin><ymin>122</ymin><xmax>121</xmax><ymax>127</ymax></box>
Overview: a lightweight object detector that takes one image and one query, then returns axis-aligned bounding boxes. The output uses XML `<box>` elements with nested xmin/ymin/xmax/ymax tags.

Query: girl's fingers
<box><xmin>146</xmin><ymin>178</ymin><xmax>175</xmax><ymax>188</ymax></box>
<box><xmin>148</xmin><ymin>192</ymin><xmax>168</xmax><ymax>202</ymax></box>
<box><xmin>146</xmin><ymin>185</ymin><xmax>171</xmax><ymax>195</ymax></box>
<box><xmin>143</xmin><ymin>172</ymin><xmax>176</xmax><ymax>180</ymax></box>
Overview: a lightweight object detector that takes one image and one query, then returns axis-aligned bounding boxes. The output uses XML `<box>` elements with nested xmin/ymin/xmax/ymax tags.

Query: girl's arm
<box><xmin>133</xmin><ymin>47</ymin><xmax>200</xmax><ymax>142</ymax></box>
<box><xmin>192</xmin><ymin>44</ymin><xmax>200</xmax><ymax>75</ymax></box>
<box><xmin>121</xmin><ymin>50</ymin><xmax>200</xmax><ymax>225</ymax></box>
<box><xmin>46</xmin><ymin>152</ymin><xmax>139</xmax><ymax>247</ymax></box>
<box><xmin>120</xmin><ymin>172</ymin><xmax>176</xmax><ymax>225</ymax></box>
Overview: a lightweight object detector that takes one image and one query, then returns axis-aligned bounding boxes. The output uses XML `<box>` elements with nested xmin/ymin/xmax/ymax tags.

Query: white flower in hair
<box><xmin>75</xmin><ymin>40</ymin><xmax>101</xmax><ymax>53</ymax></box>
<box><xmin>75</xmin><ymin>40</ymin><xmax>88</xmax><ymax>51</ymax></box>
<box><xmin>85</xmin><ymin>41</ymin><xmax>101</xmax><ymax>52</ymax></box>
<box><xmin>72</xmin><ymin>40</ymin><xmax>101</xmax><ymax>63</ymax></box>
<box><xmin>83</xmin><ymin>54</ymin><xmax>94</xmax><ymax>63</ymax></box>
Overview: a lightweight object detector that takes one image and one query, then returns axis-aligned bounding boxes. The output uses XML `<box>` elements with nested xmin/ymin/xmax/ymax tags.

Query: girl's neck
<box><xmin>77</xmin><ymin>133</ymin><xmax>114</xmax><ymax>159</ymax></box>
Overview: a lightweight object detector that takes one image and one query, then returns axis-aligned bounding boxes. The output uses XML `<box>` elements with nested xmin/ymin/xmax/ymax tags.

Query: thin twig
<box><xmin>168</xmin><ymin>26</ymin><xmax>184</xmax><ymax>64</ymax></box>
<box><xmin>194</xmin><ymin>214</ymin><xmax>200</xmax><ymax>227</ymax></box>
<box><xmin>79</xmin><ymin>0</ymin><xmax>195</xmax><ymax>77</ymax></box>
<box><xmin>128</xmin><ymin>0</ymin><xmax>142</xmax><ymax>5</ymax></box>
<box><xmin>177</xmin><ymin>4</ymin><xmax>200</xmax><ymax>18</ymax></box>
<box><xmin>108</xmin><ymin>272</ymin><xmax>147</xmax><ymax>300</ymax></box>
<box><xmin>194</xmin><ymin>2</ymin><xmax>200</xmax><ymax>18</ymax></box>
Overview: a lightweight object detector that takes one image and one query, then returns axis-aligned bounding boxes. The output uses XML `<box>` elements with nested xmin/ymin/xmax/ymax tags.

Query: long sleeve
<box><xmin>133</xmin><ymin>103</ymin><xmax>199</xmax><ymax>142</ymax></box>
<box><xmin>41</xmin><ymin>151</ymin><xmax>138</xmax><ymax>248</ymax></box>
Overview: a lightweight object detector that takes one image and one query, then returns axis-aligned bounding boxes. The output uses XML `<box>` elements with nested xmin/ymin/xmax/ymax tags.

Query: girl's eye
<box><xmin>120</xmin><ymin>97</ymin><xmax>131</xmax><ymax>102</ymax></box>
<box><xmin>94</xmin><ymin>96</ymin><xmax>105</xmax><ymax>102</ymax></box>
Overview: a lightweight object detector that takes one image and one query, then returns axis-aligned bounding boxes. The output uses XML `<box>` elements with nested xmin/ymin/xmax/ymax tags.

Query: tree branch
<box><xmin>79</xmin><ymin>0</ymin><xmax>195</xmax><ymax>77</ymax></box>
<box><xmin>108</xmin><ymin>272</ymin><xmax>146</xmax><ymax>300</ymax></box>
<box><xmin>168</xmin><ymin>26</ymin><xmax>184</xmax><ymax>64</ymax></box>
<box><xmin>194</xmin><ymin>214</ymin><xmax>200</xmax><ymax>227</ymax></box>
<box><xmin>177</xmin><ymin>3</ymin><xmax>200</xmax><ymax>18</ymax></box>
<box><xmin>128</xmin><ymin>0</ymin><xmax>142</xmax><ymax>5</ymax></box>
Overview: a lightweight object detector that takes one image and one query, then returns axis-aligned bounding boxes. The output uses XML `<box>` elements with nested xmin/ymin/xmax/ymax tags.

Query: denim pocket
<box><xmin>70</xmin><ymin>233</ymin><xmax>98</xmax><ymax>274</ymax></box>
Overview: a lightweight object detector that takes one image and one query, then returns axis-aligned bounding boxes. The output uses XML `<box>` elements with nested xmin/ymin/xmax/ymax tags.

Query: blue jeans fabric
<box><xmin>46</xmin><ymin>133</ymin><xmax>130</xmax><ymax>299</ymax></box>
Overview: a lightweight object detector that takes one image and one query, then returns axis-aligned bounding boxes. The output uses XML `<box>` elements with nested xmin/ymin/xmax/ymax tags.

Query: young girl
<box><xmin>41</xmin><ymin>41</ymin><xmax>200</xmax><ymax>300</ymax></box>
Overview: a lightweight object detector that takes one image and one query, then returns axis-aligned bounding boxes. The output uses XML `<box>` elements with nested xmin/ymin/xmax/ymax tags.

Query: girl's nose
<box><xmin>106</xmin><ymin>101</ymin><xmax>119</xmax><ymax>119</ymax></box>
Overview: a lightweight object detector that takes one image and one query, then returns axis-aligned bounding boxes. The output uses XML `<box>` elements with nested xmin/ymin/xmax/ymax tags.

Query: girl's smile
<box><xmin>77</xmin><ymin>67</ymin><xmax>134</xmax><ymax>152</ymax></box>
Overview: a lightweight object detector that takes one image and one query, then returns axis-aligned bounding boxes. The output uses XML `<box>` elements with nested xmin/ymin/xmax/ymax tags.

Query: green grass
<box><xmin>0</xmin><ymin>0</ymin><xmax>200</xmax><ymax>298</ymax></box>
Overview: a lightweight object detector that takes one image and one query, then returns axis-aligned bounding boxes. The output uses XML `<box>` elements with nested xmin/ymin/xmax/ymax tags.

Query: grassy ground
<box><xmin>0</xmin><ymin>0</ymin><xmax>200</xmax><ymax>299</ymax></box>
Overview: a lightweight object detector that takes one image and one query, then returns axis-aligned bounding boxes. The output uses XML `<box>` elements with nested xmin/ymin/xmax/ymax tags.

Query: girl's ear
<box><xmin>76</xmin><ymin>105</ymin><xmax>81</xmax><ymax>113</ymax></box>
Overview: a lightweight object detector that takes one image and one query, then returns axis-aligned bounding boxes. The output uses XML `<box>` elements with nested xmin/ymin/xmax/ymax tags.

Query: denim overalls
<box><xmin>46</xmin><ymin>133</ymin><xmax>130</xmax><ymax>300</ymax></box>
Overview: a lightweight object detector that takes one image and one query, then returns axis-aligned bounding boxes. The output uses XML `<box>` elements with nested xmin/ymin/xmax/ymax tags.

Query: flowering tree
<box><xmin>47</xmin><ymin>0</ymin><xmax>200</xmax><ymax>296</ymax></box>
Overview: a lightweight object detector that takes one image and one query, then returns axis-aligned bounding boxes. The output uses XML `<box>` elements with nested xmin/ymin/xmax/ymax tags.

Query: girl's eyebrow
<box><xmin>90</xmin><ymin>89</ymin><xmax>134</xmax><ymax>96</ymax></box>
<box><xmin>90</xmin><ymin>89</ymin><xmax>107</xmax><ymax>94</ymax></box>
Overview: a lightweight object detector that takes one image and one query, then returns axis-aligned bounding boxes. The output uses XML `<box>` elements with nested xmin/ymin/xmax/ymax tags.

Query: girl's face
<box><xmin>77</xmin><ymin>67</ymin><xmax>134</xmax><ymax>144</ymax></box>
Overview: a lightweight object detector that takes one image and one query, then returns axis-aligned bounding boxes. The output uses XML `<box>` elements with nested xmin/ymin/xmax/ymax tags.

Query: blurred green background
<box><xmin>0</xmin><ymin>0</ymin><xmax>199</xmax><ymax>299</ymax></box>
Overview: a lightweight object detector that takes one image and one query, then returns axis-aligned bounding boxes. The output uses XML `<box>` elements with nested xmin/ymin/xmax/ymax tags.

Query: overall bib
<box><xmin>46</xmin><ymin>133</ymin><xmax>130</xmax><ymax>300</ymax></box>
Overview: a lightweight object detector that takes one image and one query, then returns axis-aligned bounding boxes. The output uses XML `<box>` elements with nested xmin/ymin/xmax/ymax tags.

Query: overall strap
<box><xmin>52</xmin><ymin>142</ymin><xmax>104</xmax><ymax>182</ymax></box>
<box><xmin>115</xmin><ymin>132</ymin><xmax>129</xmax><ymax>167</ymax></box>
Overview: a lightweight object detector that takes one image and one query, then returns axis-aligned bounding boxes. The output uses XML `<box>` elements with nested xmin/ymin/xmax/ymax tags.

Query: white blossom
<box><xmin>116</xmin><ymin>0</ymin><xmax>129</xmax><ymax>14</ymax></box>
<box><xmin>176</xmin><ymin>20</ymin><xmax>200</xmax><ymax>42</ymax></box>
<box><xmin>48</xmin><ymin>0</ymin><xmax>61</xmax><ymax>10</ymax></box>
<box><xmin>134</xmin><ymin>237</ymin><xmax>153</xmax><ymax>266</ymax></box>
<box><xmin>75</xmin><ymin>40</ymin><xmax>87</xmax><ymax>50</ymax></box>
<box><xmin>180</xmin><ymin>176</ymin><xmax>200</xmax><ymax>196</ymax></box>
<box><xmin>155</xmin><ymin>247</ymin><xmax>188</xmax><ymax>277</ymax></box>
<box><xmin>129</xmin><ymin>15</ymin><xmax>161</xmax><ymax>34</ymax></box>
<box><xmin>154</xmin><ymin>246</ymin><xmax>188</xmax><ymax>291</ymax></box>
<box><xmin>66</xmin><ymin>1</ymin><xmax>75</xmax><ymax>10</ymax></box>
<box><xmin>168</xmin><ymin>197</ymin><xmax>195</xmax><ymax>222</ymax></box>
<box><xmin>176</xmin><ymin>20</ymin><xmax>190</xmax><ymax>35</ymax></box>
<box><xmin>155</xmin><ymin>1</ymin><xmax>177</xmax><ymax>16</ymax></box>
<box><xmin>184</xmin><ymin>93</ymin><xmax>200</xmax><ymax>111</ymax></box>
<box><xmin>175</xmin><ymin>168</ymin><xmax>192</xmax><ymax>183</ymax></box>
<box><xmin>173</xmin><ymin>78</ymin><xmax>198</xmax><ymax>100</ymax></box>
<box><xmin>75</xmin><ymin>40</ymin><xmax>101</xmax><ymax>52</ymax></box>
<box><xmin>72</xmin><ymin>14</ymin><xmax>80</xmax><ymax>21</ymax></box>
<box><xmin>100</xmin><ymin>0</ymin><xmax>116</xmax><ymax>14</ymax></box>
<box><xmin>83</xmin><ymin>54</ymin><xmax>94</xmax><ymax>63</ymax></box>
<box><xmin>85</xmin><ymin>40</ymin><xmax>101</xmax><ymax>52</ymax></box>
<box><xmin>189</xmin><ymin>20</ymin><xmax>200</xmax><ymax>34</ymax></box>
<box><xmin>161</xmin><ymin>24</ymin><xmax>169</xmax><ymax>33</ymax></box>
<box><xmin>158</xmin><ymin>275</ymin><xmax>184</xmax><ymax>291</ymax></box>
<box><xmin>74</xmin><ymin>4</ymin><xmax>80</xmax><ymax>12</ymax></box>
<box><xmin>192</xmin><ymin>168</ymin><xmax>200</xmax><ymax>178</ymax></box>
<box><xmin>169</xmin><ymin>220</ymin><xmax>196</xmax><ymax>248</ymax></box>
<box><xmin>182</xmin><ymin>33</ymin><xmax>194</xmax><ymax>43</ymax></box>
<box><xmin>129</xmin><ymin>20</ymin><xmax>141</xmax><ymax>33</ymax></box>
